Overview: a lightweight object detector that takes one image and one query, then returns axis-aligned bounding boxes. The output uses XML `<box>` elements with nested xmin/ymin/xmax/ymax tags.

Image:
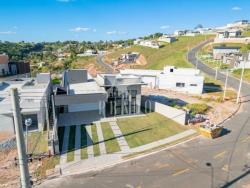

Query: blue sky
<box><xmin>0</xmin><ymin>0</ymin><xmax>249</xmax><ymax>42</ymax></box>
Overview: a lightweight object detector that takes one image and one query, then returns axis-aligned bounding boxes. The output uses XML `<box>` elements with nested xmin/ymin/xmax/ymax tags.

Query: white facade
<box><xmin>120</xmin><ymin>66</ymin><xmax>204</xmax><ymax>95</ymax></box>
<box><xmin>158</xmin><ymin>35</ymin><xmax>176</xmax><ymax>43</ymax></box>
<box><xmin>0</xmin><ymin>73</ymin><xmax>51</xmax><ymax>133</ymax></box>
<box><xmin>213</xmin><ymin>46</ymin><xmax>240</xmax><ymax>60</ymax></box>
<box><xmin>134</xmin><ymin>39</ymin><xmax>160</xmax><ymax>49</ymax></box>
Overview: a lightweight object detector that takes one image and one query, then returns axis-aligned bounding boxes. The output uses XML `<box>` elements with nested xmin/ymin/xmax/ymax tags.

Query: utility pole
<box><xmin>236</xmin><ymin>57</ymin><xmax>246</xmax><ymax>104</ymax></box>
<box><xmin>11</xmin><ymin>88</ymin><xmax>31</xmax><ymax>188</ymax></box>
<box><xmin>223</xmin><ymin>70</ymin><xmax>229</xmax><ymax>101</ymax></box>
<box><xmin>215</xmin><ymin>67</ymin><xmax>218</xmax><ymax>80</ymax></box>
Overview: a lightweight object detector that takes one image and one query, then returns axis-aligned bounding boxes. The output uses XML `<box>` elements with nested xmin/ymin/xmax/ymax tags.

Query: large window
<box><xmin>176</xmin><ymin>82</ymin><xmax>185</xmax><ymax>87</ymax></box>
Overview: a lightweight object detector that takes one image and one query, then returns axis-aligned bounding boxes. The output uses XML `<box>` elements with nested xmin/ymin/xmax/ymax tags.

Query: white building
<box><xmin>77</xmin><ymin>49</ymin><xmax>97</xmax><ymax>57</ymax></box>
<box><xmin>0</xmin><ymin>54</ymin><xmax>10</xmax><ymax>76</ymax></box>
<box><xmin>120</xmin><ymin>52</ymin><xmax>140</xmax><ymax>64</ymax></box>
<box><xmin>120</xmin><ymin>66</ymin><xmax>204</xmax><ymax>95</ymax></box>
<box><xmin>213</xmin><ymin>46</ymin><xmax>241</xmax><ymax>60</ymax></box>
<box><xmin>158</xmin><ymin>35</ymin><xmax>176</xmax><ymax>43</ymax></box>
<box><xmin>0</xmin><ymin>73</ymin><xmax>51</xmax><ymax>133</ymax></box>
<box><xmin>174</xmin><ymin>30</ymin><xmax>186</xmax><ymax>36</ymax></box>
<box><xmin>185</xmin><ymin>30</ymin><xmax>200</xmax><ymax>37</ymax></box>
<box><xmin>227</xmin><ymin>20</ymin><xmax>249</xmax><ymax>28</ymax></box>
<box><xmin>234</xmin><ymin>53</ymin><xmax>250</xmax><ymax>69</ymax></box>
<box><xmin>216</xmin><ymin>29</ymin><xmax>242</xmax><ymax>39</ymax></box>
<box><xmin>134</xmin><ymin>39</ymin><xmax>160</xmax><ymax>49</ymax></box>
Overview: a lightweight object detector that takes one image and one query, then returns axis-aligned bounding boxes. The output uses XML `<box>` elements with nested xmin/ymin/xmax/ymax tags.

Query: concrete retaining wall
<box><xmin>142</xmin><ymin>97</ymin><xmax>187</xmax><ymax>125</ymax></box>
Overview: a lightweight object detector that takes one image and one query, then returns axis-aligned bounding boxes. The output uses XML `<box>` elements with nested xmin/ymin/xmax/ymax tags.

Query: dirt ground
<box><xmin>142</xmin><ymin>87</ymin><xmax>239</xmax><ymax>125</ymax></box>
<box><xmin>0</xmin><ymin>132</ymin><xmax>14</xmax><ymax>142</ymax></box>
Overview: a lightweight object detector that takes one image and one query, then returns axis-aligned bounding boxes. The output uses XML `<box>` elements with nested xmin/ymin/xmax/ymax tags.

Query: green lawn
<box><xmin>105</xmin><ymin>35</ymin><xmax>213</xmax><ymax>70</ymax></box>
<box><xmin>91</xmin><ymin>124</ymin><xmax>101</xmax><ymax>157</ymax></box>
<box><xmin>101</xmin><ymin>122</ymin><xmax>121</xmax><ymax>154</ymax></box>
<box><xmin>80</xmin><ymin>125</ymin><xmax>88</xmax><ymax>159</ymax></box>
<box><xmin>28</xmin><ymin>131</ymin><xmax>48</xmax><ymax>154</ymax></box>
<box><xmin>67</xmin><ymin>126</ymin><xmax>76</xmax><ymax>162</ymax></box>
<box><xmin>117</xmin><ymin>112</ymin><xmax>188</xmax><ymax>148</ymax></box>
<box><xmin>232</xmin><ymin>69</ymin><xmax>250</xmax><ymax>83</ymax></box>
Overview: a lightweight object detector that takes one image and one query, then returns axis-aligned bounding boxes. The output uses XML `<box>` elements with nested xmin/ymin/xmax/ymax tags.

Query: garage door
<box><xmin>68</xmin><ymin>103</ymin><xmax>99</xmax><ymax>113</ymax></box>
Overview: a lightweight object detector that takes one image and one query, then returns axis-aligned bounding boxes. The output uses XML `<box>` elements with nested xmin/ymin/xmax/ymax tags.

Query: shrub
<box><xmin>185</xmin><ymin>103</ymin><xmax>209</xmax><ymax>115</ymax></box>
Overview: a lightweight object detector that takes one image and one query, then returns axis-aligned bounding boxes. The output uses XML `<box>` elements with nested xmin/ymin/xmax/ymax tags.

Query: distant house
<box><xmin>216</xmin><ymin>29</ymin><xmax>242</xmax><ymax>39</ymax></box>
<box><xmin>77</xmin><ymin>49</ymin><xmax>97</xmax><ymax>57</ymax></box>
<box><xmin>0</xmin><ymin>54</ymin><xmax>10</xmax><ymax>76</ymax></box>
<box><xmin>174</xmin><ymin>30</ymin><xmax>186</xmax><ymax>36</ymax></box>
<box><xmin>158</xmin><ymin>35</ymin><xmax>176</xmax><ymax>43</ymax></box>
<box><xmin>185</xmin><ymin>30</ymin><xmax>200</xmax><ymax>37</ymax></box>
<box><xmin>234</xmin><ymin>53</ymin><xmax>250</xmax><ymax>69</ymax></box>
<box><xmin>0</xmin><ymin>73</ymin><xmax>51</xmax><ymax>133</ymax></box>
<box><xmin>9</xmin><ymin>61</ymin><xmax>31</xmax><ymax>75</ymax></box>
<box><xmin>213</xmin><ymin>46</ymin><xmax>241</xmax><ymax>60</ymax></box>
<box><xmin>227</xmin><ymin>20</ymin><xmax>249</xmax><ymax>28</ymax></box>
<box><xmin>120</xmin><ymin>66</ymin><xmax>204</xmax><ymax>95</ymax></box>
<box><xmin>134</xmin><ymin>39</ymin><xmax>160</xmax><ymax>49</ymax></box>
<box><xmin>120</xmin><ymin>52</ymin><xmax>140</xmax><ymax>64</ymax></box>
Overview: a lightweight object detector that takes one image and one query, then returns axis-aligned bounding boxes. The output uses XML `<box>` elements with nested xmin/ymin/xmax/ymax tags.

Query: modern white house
<box><xmin>158</xmin><ymin>35</ymin><xmax>176</xmax><ymax>43</ymax></box>
<box><xmin>120</xmin><ymin>52</ymin><xmax>140</xmax><ymax>64</ymax></box>
<box><xmin>0</xmin><ymin>73</ymin><xmax>51</xmax><ymax>133</ymax></box>
<box><xmin>226</xmin><ymin>20</ymin><xmax>249</xmax><ymax>28</ymax></box>
<box><xmin>120</xmin><ymin>66</ymin><xmax>204</xmax><ymax>95</ymax></box>
<box><xmin>96</xmin><ymin>73</ymin><xmax>145</xmax><ymax>116</ymax></box>
<box><xmin>234</xmin><ymin>53</ymin><xmax>250</xmax><ymax>69</ymax></box>
<box><xmin>213</xmin><ymin>46</ymin><xmax>241</xmax><ymax>60</ymax></box>
<box><xmin>54</xmin><ymin>69</ymin><xmax>107</xmax><ymax>126</ymax></box>
<box><xmin>174</xmin><ymin>30</ymin><xmax>186</xmax><ymax>36</ymax></box>
<box><xmin>134</xmin><ymin>39</ymin><xmax>160</xmax><ymax>49</ymax></box>
<box><xmin>216</xmin><ymin>29</ymin><xmax>242</xmax><ymax>39</ymax></box>
<box><xmin>0</xmin><ymin>54</ymin><xmax>10</xmax><ymax>76</ymax></box>
<box><xmin>77</xmin><ymin>49</ymin><xmax>97</xmax><ymax>57</ymax></box>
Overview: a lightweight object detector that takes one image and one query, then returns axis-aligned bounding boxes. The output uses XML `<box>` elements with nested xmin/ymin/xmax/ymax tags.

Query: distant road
<box><xmin>96</xmin><ymin>54</ymin><xmax>113</xmax><ymax>74</ymax></box>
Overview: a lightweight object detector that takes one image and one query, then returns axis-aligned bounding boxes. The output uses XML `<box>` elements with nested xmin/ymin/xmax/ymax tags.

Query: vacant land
<box><xmin>105</xmin><ymin>35</ymin><xmax>213</xmax><ymax>70</ymax></box>
<box><xmin>232</xmin><ymin>69</ymin><xmax>250</xmax><ymax>83</ymax></box>
<box><xmin>117</xmin><ymin>112</ymin><xmax>187</xmax><ymax>148</ymax></box>
<box><xmin>101</xmin><ymin>122</ymin><xmax>121</xmax><ymax>154</ymax></box>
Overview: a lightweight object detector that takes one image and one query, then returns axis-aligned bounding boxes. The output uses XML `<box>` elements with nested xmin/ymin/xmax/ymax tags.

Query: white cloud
<box><xmin>160</xmin><ymin>25</ymin><xmax>170</xmax><ymax>29</ymax></box>
<box><xmin>69</xmin><ymin>27</ymin><xmax>91</xmax><ymax>32</ymax></box>
<box><xmin>106</xmin><ymin>30</ymin><xmax>128</xmax><ymax>35</ymax></box>
<box><xmin>0</xmin><ymin>31</ymin><xmax>16</xmax><ymax>35</ymax></box>
<box><xmin>232</xmin><ymin>6</ymin><xmax>242</xmax><ymax>11</ymax></box>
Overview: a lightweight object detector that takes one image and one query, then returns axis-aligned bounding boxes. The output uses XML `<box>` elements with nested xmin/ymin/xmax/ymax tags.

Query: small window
<box><xmin>190</xmin><ymin>84</ymin><xmax>197</xmax><ymax>87</ymax></box>
<box><xmin>170</xmin><ymin>68</ymin><xmax>174</xmax><ymax>72</ymax></box>
<box><xmin>176</xmin><ymin>83</ymin><xmax>185</xmax><ymax>87</ymax></box>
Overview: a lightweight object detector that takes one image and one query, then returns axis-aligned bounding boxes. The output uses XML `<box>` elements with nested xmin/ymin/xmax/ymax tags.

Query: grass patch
<box><xmin>80</xmin><ymin>125</ymin><xmax>88</xmax><ymax>159</ymax></box>
<box><xmin>232</xmin><ymin>69</ymin><xmax>250</xmax><ymax>83</ymax></box>
<box><xmin>101</xmin><ymin>122</ymin><xmax>121</xmax><ymax>154</ymax></box>
<box><xmin>67</xmin><ymin>126</ymin><xmax>76</xmax><ymax>162</ymax></box>
<box><xmin>185</xmin><ymin>103</ymin><xmax>209</xmax><ymax>115</ymax></box>
<box><xmin>123</xmin><ymin>132</ymin><xmax>198</xmax><ymax>159</ymax></box>
<box><xmin>91</xmin><ymin>124</ymin><xmax>101</xmax><ymax>157</ymax></box>
<box><xmin>105</xmin><ymin>35</ymin><xmax>212</xmax><ymax>70</ymax></box>
<box><xmin>117</xmin><ymin>112</ymin><xmax>188</xmax><ymax>148</ymax></box>
<box><xmin>28</xmin><ymin>131</ymin><xmax>48</xmax><ymax>155</ymax></box>
<box><xmin>34</xmin><ymin>156</ymin><xmax>60</xmax><ymax>179</ymax></box>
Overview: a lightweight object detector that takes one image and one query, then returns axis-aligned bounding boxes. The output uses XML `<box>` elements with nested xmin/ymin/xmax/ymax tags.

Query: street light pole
<box><xmin>206</xmin><ymin>162</ymin><xmax>214</xmax><ymax>188</ymax></box>
<box><xmin>236</xmin><ymin>57</ymin><xmax>246</xmax><ymax>104</ymax></box>
<box><xmin>25</xmin><ymin>118</ymin><xmax>32</xmax><ymax>154</ymax></box>
<box><xmin>215</xmin><ymin>67</ymin><xmax>218</xmax><ymax>80</ymax></box>
<box><xmin>223</xmin><ymin>70</ymin><xmax>229</xmax><ymax>101</ymax></box>
<box><xmin>11</xmin><ymin>88</ymin><xmax>31</xmax><ymax>188</ymax></box>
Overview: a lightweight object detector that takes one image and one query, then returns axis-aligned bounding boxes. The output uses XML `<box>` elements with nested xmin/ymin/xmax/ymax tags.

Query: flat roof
<box><xmin>69</xmin><ymin>81</ymin><xmax>106</xmax><ymax>95</ymax></box>
<box><xmin>213</xmin><ymin>46</ymin><xmax>241</xmax><ymax>50</ymax></box>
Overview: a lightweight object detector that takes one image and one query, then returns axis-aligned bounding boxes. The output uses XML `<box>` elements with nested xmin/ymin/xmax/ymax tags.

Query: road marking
<box><xmin>241</xmin><ymin>135</ymin><xmax>250</xmax><ymax>143</ymax></box>
<box><xmin>213</xmin><ymin>151</ymin><xmax>227</xmax><ymax>159</ymax></box>
<box><xmin>172</xmin><ymin>168</ymin><xmax>190</xmax><ymax>177</ymax></box>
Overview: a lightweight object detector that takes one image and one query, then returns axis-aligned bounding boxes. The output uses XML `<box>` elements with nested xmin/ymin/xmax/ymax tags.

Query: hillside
<box><xmin>105</xmin><ymin>35</ymin><xmax>213</xmax><ymax>70</ymax></box>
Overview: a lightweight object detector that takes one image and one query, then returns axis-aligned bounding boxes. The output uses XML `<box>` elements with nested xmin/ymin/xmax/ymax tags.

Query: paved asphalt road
<box><xmin>38</xmin><ymin>41</ymin><xmax>250</xmax><ymax>188</ymax></box>
<box><xmin>96</xmin><ymin>54</ymin><xmax>113</xmax><ymax>74</ymax></box>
